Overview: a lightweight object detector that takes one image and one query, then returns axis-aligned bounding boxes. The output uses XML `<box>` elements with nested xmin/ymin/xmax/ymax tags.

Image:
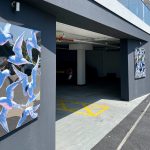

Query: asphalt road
<box><xmin>92</xmin><ymin>95</ymin><xmax>150</xmax><ymax>150</ymax></box>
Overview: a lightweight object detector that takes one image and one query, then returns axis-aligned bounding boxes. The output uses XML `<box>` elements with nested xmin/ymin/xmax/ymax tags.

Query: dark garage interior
<box><xmin>56</xmin><ymin>23</ymin><xmax>121</xmax><ymax>120</ymax></box>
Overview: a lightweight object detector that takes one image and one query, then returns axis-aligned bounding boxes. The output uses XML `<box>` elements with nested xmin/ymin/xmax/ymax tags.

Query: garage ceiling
<box><xmin>56</xmin><ymin>22</ymin><xmax>120</xmax><ymax>49</ymax></box>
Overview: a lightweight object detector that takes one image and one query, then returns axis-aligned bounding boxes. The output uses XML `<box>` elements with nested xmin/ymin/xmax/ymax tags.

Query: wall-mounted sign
<box><xmin>135</xmin><ymin>48</ymin><xmax>146</xmax><ymax>79</ymax></box>
<box><xmin>0</xmin><ymin>22</ymin><xmax>41</xmax><ymax>139</ymax></box>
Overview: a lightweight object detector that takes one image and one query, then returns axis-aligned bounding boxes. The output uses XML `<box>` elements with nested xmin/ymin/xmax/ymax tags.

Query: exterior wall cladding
<box><xmin>0</xmin><ymin>0</ymin><xmax>56</xmax><ymax>150</ymax></box>
<box><xmin>0</xmin><ymin>0</ymin><xmax>150</xmax><ymax>150</ymax></box>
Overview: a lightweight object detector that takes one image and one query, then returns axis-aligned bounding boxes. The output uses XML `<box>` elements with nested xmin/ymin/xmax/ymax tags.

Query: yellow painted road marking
<box><xmin>76</xmin><ymin>104</ymin><xmax>109</xmax><ymax>117</ymax></box>
<box><xmin>57</xmin><ymin>100</ymin><xmax>110</xmax><ymax>117</ymax></box>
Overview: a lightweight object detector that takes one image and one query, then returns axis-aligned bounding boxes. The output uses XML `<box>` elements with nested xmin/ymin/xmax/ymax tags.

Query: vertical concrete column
<box><xmin>77</xmin><ymin>49</ymin><xmax>86</xmax><ymax>85</ymax></box>
<box><xmin>69</xmin><ymin>43</ymin><xmax>93</xmax><ymax>85</ymax></box>
<box><xmin>120</xmin><ymin>39</ymin><xmax>147</xmax><ymax>101</ymax></box>
<box><xmin>120</xmin><ymin>39</ymin><xmax>129</xmax><ymax>100</ymax></box>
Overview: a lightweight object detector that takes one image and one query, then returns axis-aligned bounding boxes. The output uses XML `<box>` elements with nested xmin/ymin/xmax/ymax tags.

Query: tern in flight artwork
<box><xmin>0</xmin><ymin>22</ymin><xmax>41</xmax><ymax>138</ymax></box>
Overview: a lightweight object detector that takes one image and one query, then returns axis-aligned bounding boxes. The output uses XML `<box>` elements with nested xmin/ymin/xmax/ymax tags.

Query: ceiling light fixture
<box><xmin>11</xmin><ymin>1</ymin><xmax>21</xmax><ymax>12</ymax></box>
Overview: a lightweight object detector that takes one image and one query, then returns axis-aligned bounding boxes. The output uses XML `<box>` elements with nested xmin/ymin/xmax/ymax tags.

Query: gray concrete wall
<box><xmin>25</xmin><ymin>0</ymin><xmax>150</xmax><ymax>41</ymax></box>
<box><xmin>128</xmin><ymin>40</ymin><xmax>150</xmax><ymax>100</ymax></box>
<box><xmin>103</xmin><ymin>50</ymin><xmax>120</xmax><ymax>78</ymax></box>
<box><xmin>86</xmin><ymin>50</ymin><xmax>121</xmax><ymax>78</ymax></box>
<box><xmin>121</xmin><ymin>39</ymin><xmax>150</xmax><ymax>100</ymax></box>
<box><xmin>86</xmin><ymin>50</ymin><xmax>103</xmax><ymax>77</ymax></box>
<box><xmin>0</xmin><ymin>0</ymin><xmax>56</xmax><ymax>150</ymax></box>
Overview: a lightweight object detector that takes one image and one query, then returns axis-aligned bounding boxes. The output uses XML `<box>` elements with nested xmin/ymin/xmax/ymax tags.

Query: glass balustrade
<box><xmin>118</xmin><ymin>0</ymin><xmax>150</xmax><ymax>26</ymax></box>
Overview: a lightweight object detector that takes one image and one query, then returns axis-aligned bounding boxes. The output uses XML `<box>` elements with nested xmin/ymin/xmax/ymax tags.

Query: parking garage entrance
<box><xmin>56</xmin><ymin>22</ymin><xmax>121</xmax><ymax>120</ymax></box>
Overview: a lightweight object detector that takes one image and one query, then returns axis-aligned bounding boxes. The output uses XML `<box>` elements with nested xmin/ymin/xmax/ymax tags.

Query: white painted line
<box><xmin>117</xmin><ymin>99</ymin><xmax>150</xmax><ymax>150</ymax></box>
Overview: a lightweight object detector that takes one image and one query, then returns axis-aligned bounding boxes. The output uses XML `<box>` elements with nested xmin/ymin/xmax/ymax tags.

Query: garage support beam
<box><xmin>69</xmin><ymin>44</ymin><xmax>93</xmax><ymax>85</ymax></box>
<box><xmin>120</xmin><ymin>39</ymin><xmax>129</xmax><ymax>100</ymax></box>
<box><xmin>77</xmin><ymin>49</ymin><xmax>86</xmax><ymax>85</ymax></box>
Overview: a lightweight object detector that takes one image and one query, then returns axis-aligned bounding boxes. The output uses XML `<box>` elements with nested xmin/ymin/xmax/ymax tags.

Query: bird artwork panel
<box><xmin>135</xmin><ymin>48</ymin><xmax>146</xmax><ymax>79</ymax></box>
<box><xmin>0</xmin><ymin>22</ymin><xmax>41</xmax><ymax>139</ymax></box>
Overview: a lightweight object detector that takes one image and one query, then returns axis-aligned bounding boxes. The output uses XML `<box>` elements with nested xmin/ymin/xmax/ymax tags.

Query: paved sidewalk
<box><xmin>56</xmin><ymin>83</ymin><xmax>148</xmax><ymax>150</ymax></box>
<box><xmin>93</xmin><ymin>95</ymin><xmax>150</xmax><ymax>150</ymax></box>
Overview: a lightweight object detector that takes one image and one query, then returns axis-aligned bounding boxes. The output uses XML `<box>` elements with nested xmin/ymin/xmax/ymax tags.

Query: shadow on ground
<box><xmin>56</xmin><ymin>78</ymin><xmax>121</xmax><ymax>120</ymax></box>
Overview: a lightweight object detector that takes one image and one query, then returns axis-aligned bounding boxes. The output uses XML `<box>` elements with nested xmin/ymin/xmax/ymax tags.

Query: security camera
<box><xmin>11</xmin><ymin>1</ymin><xmax>20</xmax><ymax>12</ymax></box>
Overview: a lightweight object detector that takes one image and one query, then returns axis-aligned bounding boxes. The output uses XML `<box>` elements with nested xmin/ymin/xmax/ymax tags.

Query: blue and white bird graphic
<box><xmin>26</xmin><ymin>31</ymin><xmax>41</xmax><ymax>62</ymax></box>
<box><xmin>0</xmin><ymin>107</ymin><xmax>9</xmax><ymax>133</ymax></box>
<box><xmin>0</xmin><ymin>69</ymin><xmax>11</xmax><ymax>88</ymax></box>
<box><xmin>8</xmin><ymin>32</ymin><xmax>32</xmax><ymax>65</ymax></box>
<box><xmin>0</xmin><ymin>80</ymin><xmax>23</xmax><ymax>132</ymax></box>
<box><xmin>26</xmin><ymin>92</ymin><xmax>40</xmax><ymax>107</ymax></box>
<box><xmin>0</xmin><ymin>23</ymin><xmax>41</xmax><ymax>135</ymax></box>
<box><xmin>16</xmin><ymin>104</ymin><xmax>40</xmax><ymax>128</ymax></box>
<box><xmin>13</xmin><ymin>56</ymin><xmax>40</xmax><ymax>105</ymax></box>
<box><xmin>0</xmin><ymin>23</ymin><xmax>13</xmax><ymax>46</ymax></box>
<box><xmin>0</xmin><ymin>80</ymin><xmax>22</xmax><ymax>111</ymax></box>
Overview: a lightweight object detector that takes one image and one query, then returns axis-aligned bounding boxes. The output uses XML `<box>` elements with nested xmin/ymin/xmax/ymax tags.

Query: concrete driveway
<box><xmin>56</xmin><ymin>84</ymin><xmax>149</xmax><ymax>150</ymax></box>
